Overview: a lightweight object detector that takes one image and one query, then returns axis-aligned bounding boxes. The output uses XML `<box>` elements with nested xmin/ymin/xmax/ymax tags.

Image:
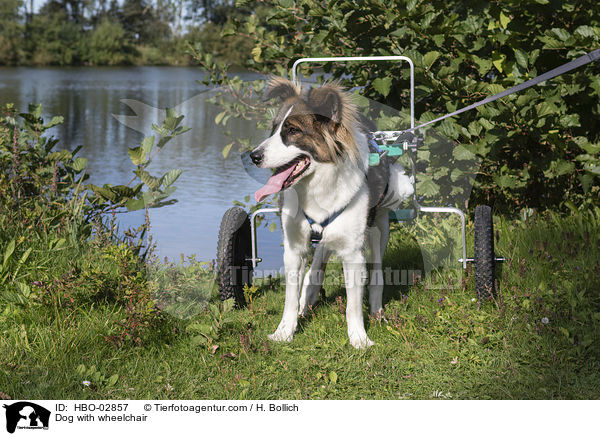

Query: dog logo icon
<box><xmin>2</xmin><ymin>402</ymin><xmax>50</xmax><ymax>433</ymax></box>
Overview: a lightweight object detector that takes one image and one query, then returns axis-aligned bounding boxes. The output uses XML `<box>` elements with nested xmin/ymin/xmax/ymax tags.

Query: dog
<box><xmin>250</xmin><ymin>77</ymin><xmax>414</xmax><ymax>348</ymax></box>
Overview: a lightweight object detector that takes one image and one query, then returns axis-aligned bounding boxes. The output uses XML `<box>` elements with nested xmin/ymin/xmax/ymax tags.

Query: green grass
<box><xmin>1</xmin><ymin>209</ymin><xmax>600</xmax><ymax>400</ymax></box>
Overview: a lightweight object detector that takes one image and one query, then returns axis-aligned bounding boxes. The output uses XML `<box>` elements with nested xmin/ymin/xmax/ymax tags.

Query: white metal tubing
<box><xmin>458</xmin><ymin>257</ymin><xmax>506</xmax><ymax>262</ymax></box>
<box><xmin>249</xmin><ymin>208</ymin><xmax>279</xmax><ymax>268</ymax></box>
<box><xmin>292</xmin><ymin>56</ymin><xmax>415</xmax><ymax>129</ymax></box>
<box><xmin>276</xmin><ymin>59</ymin><xmax>472</xmax><ymax>272</ymax></box>
<box><xmin>419</xmin><ymin>206</ymin><xmax>468</xmax><ymax>269</ymax></box>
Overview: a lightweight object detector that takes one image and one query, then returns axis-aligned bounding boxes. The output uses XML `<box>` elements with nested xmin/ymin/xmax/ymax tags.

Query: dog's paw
<box><xmin>370</xmin><ymin>309</ymin><xmax>388</xmax><ymax>323</ymax></box>
<box><xmin>298</xmin><ymin>303</ymin><xmax>315</xmax><ymax>318</ymax></box>
<box><xmin>348</xmin><ymin>331</ymin><xmax>375</xmax><ymax>349</ymax></box>
<box><xmin>268</xmin><ymin>329</ymin><xmax>294</xmax><ymax>343</ymax></box>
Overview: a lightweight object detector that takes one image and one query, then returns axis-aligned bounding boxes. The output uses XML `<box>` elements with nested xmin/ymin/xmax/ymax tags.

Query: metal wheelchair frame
<box><xmin>249</xmin><ymin>56</ymin><xmax>468</xmax><ymax>270</ymax></box>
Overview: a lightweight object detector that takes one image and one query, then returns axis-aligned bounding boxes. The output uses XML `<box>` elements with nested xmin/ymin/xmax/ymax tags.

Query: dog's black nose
<box><xmin>250</xmin><ymin>149</ymin><xmax>263</xmax><ymax>166</ymax></box>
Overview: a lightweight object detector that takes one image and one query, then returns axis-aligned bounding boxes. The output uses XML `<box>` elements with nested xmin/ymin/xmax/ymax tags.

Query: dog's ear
<box><xmin>307</xmin><ymin>83</ymin><xmax>344</xmax><ymax>123</ymax></box>
<box><xmin>263</xmin><ymin>76</ymin><xmax>299</xmax><ymax>101</ymax></box>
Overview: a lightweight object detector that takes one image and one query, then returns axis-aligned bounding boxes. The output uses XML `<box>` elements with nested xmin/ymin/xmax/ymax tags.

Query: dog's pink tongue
<box><xmin>255</xmin><ymin>166</ymin><xmax>296</xmax><ymax>202</ymax></box>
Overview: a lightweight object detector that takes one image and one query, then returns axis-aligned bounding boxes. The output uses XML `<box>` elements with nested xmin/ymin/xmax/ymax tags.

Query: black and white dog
<box><xmin>250</xmin><ymin>77</ymin><xmax>413</xmax><ymax>348</ymax></box>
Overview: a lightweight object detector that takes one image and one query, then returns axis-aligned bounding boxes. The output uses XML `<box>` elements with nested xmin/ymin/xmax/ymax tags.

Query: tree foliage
<box><xmin>0</xmin><ymin>0</ymin><xmax>25</xmax><ymax>65</ymax></box>
<box><xmin>195</xmin><ymin>0</ymin><xmax>600</xmax><ymax>214</ymax></box>
<box><xmin>27</xmin><ymin>6</ymin><xmax>85</xmax><ymax>65</ymax></box>
<box><xmin>0</xmin><ymin>0</ymin><xmax>251</xmax><ymax>66</ymax></box>
<box><xmin>85</xmin><ymin>19</ymin><xmax>134</xmax><ymax>65</ymax></box>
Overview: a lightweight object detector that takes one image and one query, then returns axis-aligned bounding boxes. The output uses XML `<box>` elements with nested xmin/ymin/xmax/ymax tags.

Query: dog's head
<box><xmin>252</xmin><ymin>77</ymin><xmax>363</xmax><ymax>202</ymax></box>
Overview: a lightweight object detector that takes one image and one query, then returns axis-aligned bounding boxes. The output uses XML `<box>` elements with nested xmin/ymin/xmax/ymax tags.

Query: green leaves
<box><xmin>191</xmin><ymin>0</ymin><xmax>600</xmax><ymax>213</ymax></box>
<box><xmin>514</xmin><ymin>49</ymin><xmax>528</xmax><ymax>69</ymax></box>
<box><xmin>0</xmin><ymin>239</ymin><xmax>32</xmax><ymax>285</ymax></box>
<box><xmin>45</xmin><ymin>116</ymin><xmax>64</xmax><ymax>129</ymax></box>
<box><xmin>251</xmin><ymin>45</ymin><xmax>262</xmax><ymax>63</ymax></box>
<box><xmin>492</xmin><ymin>51</ymin><xmax>506</xmax><ymax>73</ymax></box>
<box><xmin>135</xmin><ymin>169</ymin><xmax>160</xmax><ymax>190</ymax></box>
<box><xmin>453</xmin><ymin>145</ymin><xmax>476</xmax><ymax>161</ymax></box>
<box><xmin>141</xmin><ymin>135</ymin><xmax>154</xmax><ymax>156</ymax></box>
<box><xmin>544</xmin><ymin>160</ymin><xmax>575</xmax><ymax>179</ymax></box>
<box><xmin>124</xmin><ymin>167</ymin><xmax>181</xmax><ymax>211</ymax></box>
<box><xmin>125</xmin><ymin>198</ymin><xmax>145</xmax><ymax>211</ymax></box>
<box><xmin>574</xmin><ymin>25</ymin><xmax>597</xmax><ymax>38</ymax></box>
<box><xmin>535</xmin><ymin>101</ymin><xmax>558</xmax><ymax>118</ymax></box>
<box><xmin>127</xmin><ymin>146</ymin><xmax>146</xmax><ymax>166</ymax></box>
<box><xmin>86</xmin><ymin>109</ymin><xmax>187</xmax><ymax>216</ymax></box>
<box><xmin>76</xmin><ymin>364</ymin><xmax>119</xmax><ymax>390</ymax></box>
<box><xmin>215</xmin><ymin>111</ymin><xmax>227</xmax><ymax>125</ymax></box>
<box><xmin>162</xmin><ymin>169</ymin><xmax>182</xmax><ymax>188</ymax></box>
<box><xmin>472</xmin><ymin>55</ymin><xmax>493</xmax><ymax>75</ymax></box>
<box><xmin>423</xmin><ymin>51</ymin><xmax>441</xmax><ymax>69</ymax></box>
<box><xmin>372</xmin><ymin>77</ymin><xmax>393</xmax><ymax>97</ymax></box>
<box><xmin>222</xmin><ymin>142</ymin><xmax>234</xmax><ymax>159</ymax></box>
<box><xmin>71</xmin><ymin>157</ymin><xmax>87</xmax><ymax>173</ymax></box>
<box><xmin>187</xmin><ymin>299</ymin><xmax>236</xmax><ymax>349</ymax></box>
<box><xmin>418</xmin><ymin>177</ymin><xmax>440</xmax><ymax>197</ymax></box>
<box><xmin>151</xmin><ymin>108</ymin><xmax>191</xmax><ymax>150</ymax></box>
<box><xmin>499</xmin><ymin>11</ymin><xmax>511</xmax><ymax>29</ymax></box>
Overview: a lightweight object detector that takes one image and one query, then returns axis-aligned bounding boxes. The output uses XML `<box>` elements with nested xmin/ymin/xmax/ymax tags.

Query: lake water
<box><xmin>0</xmin><ymin>67</ymin><xmax>284</xmax><ymax>273</ymax></box>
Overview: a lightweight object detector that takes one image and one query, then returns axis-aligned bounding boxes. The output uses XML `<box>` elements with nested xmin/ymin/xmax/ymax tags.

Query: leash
<box><xmin>392</xmin><ymin>48</ymin><xmax>600</xmax><ymax>135</ymax></box>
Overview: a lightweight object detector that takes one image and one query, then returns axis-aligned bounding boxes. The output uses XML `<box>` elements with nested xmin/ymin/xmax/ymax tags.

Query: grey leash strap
<box><xmin>401</xmin><ymin>48</ymin><xmax>600</xmax><ymax>134</ymax></box>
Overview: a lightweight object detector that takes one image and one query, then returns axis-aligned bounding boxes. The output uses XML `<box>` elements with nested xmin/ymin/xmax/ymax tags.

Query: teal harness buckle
<box><xmin>368</xmin><ymin>144</ymin><xmax>404</xmax><ymax>166</ymax></box>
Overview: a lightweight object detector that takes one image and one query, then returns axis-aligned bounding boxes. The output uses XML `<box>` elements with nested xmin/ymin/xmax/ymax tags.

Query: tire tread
<box><xmin>474</xmin><ymin>205</ymin><xmax>496</xmax><ymax>300</ymax></box>
<box><xmin>216</xmin><ymin>207</ymin><xmax>252</xmax><ymax>306</ymax></box>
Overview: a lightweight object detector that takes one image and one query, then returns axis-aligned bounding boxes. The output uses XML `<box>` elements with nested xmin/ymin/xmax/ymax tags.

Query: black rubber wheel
<box><xmin>216</xmin><ymin>207</ymin><xmax>253</xmax><ymax>307</ymax></box>
<box><xmin>474</xmin><ymin>205</ymin><xmax>496</xmax><ymax>300</ymax></box>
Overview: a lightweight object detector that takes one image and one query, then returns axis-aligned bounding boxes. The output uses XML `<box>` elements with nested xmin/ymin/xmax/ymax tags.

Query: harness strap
<box><xmin>305</xmin><ymin>209</ymin><xmax>345</xmax><ymax>229</ymax></box>
<box><xmin>304</xmin><ymin>139</ymin><xmax>394</xmax><ymax>243</ymax></box>
<box><xmin>305</xmin><ymin>208</ymin><xmax>345</xmax><ymax>243</ymax></box>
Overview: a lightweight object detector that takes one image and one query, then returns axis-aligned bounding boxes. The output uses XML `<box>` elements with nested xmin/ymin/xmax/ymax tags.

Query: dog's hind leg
<box><xmin>368</xmin><ymin>210</ymin><xmax>390</xmax><ymax>317</ymax></box>
<box><xmin>268</xmin><ymin>249</ymin><xmax>306</xmax><ymax>343</ymax></box>
<box><xmin>298</xmin><ymin>244</ymin><xmax>331</xmax><ymax>316</ymax></box>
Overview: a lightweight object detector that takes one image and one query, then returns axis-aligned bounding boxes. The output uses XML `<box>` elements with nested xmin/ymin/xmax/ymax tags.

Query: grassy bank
<box><xmin>1</xmin><ymin>101</ymin><xmax>599</xmax><ymax>400</ymax></box>
<box><xmin>1</xmin><ymin>204</ymin><xmax>599</xmax><ymax>399</ymax></box>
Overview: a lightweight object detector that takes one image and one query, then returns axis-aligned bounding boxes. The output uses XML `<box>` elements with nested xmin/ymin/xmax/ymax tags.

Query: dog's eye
<box><xmin>287</xmin><ymin>126</ymin><xmax>301</xmax><ymax>135</ymax></box>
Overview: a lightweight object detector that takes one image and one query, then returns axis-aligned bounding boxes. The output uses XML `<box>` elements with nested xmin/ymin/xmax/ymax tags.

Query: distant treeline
<box><xmin>0</xmin><ymin>0</ymin><xmax>263</xmax><ymax>66</ymax></box>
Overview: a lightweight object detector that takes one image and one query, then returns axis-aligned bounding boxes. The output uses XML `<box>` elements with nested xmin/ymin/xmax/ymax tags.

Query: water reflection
<box><xmin>0</xmin><ymin>67</ymin><xmax>284</xmax><ymax>272</ymax></box>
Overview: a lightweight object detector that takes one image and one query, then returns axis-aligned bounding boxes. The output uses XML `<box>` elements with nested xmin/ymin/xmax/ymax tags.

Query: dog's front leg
<box><xmin>298</xmin><ymin>244</ymin><xmax>331</xmax><ymax>316</ymax></box>
<box><xmin>268</xmin><ymin>249</ymin><xmax>305</xmax><ymax>342</ymax></box>
<box><xmin>342</xmin><ymin>251</ymin><xmax>374</xmax><ymax>349</ymax></box>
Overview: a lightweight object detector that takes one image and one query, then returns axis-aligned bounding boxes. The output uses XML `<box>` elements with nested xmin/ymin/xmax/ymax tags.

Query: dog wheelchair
<box><xmin>216</xmin><ymin>56</ymin><xmax>503</xmax><ymax>307</ymax></box>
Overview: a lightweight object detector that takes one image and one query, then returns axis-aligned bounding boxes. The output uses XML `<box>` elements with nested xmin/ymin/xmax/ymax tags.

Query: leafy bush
<box><xmin>194</xmin><ymin>0</ymin><xmax>600</xmax><ymax>214</ymax></box>
<box><xmin>0</xmin><ymin>103</ymin><xmax>89</xmax><ymax>237</ymax></box>
<box><xmin>85</xmin><ymin>19</ymin><xmax>134</xmax><ymax>66</ymax></box>
<box><xmin>0</xmin><ymin>102</ymin><xmax>188</xmax><ymax>346</ymax></box>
